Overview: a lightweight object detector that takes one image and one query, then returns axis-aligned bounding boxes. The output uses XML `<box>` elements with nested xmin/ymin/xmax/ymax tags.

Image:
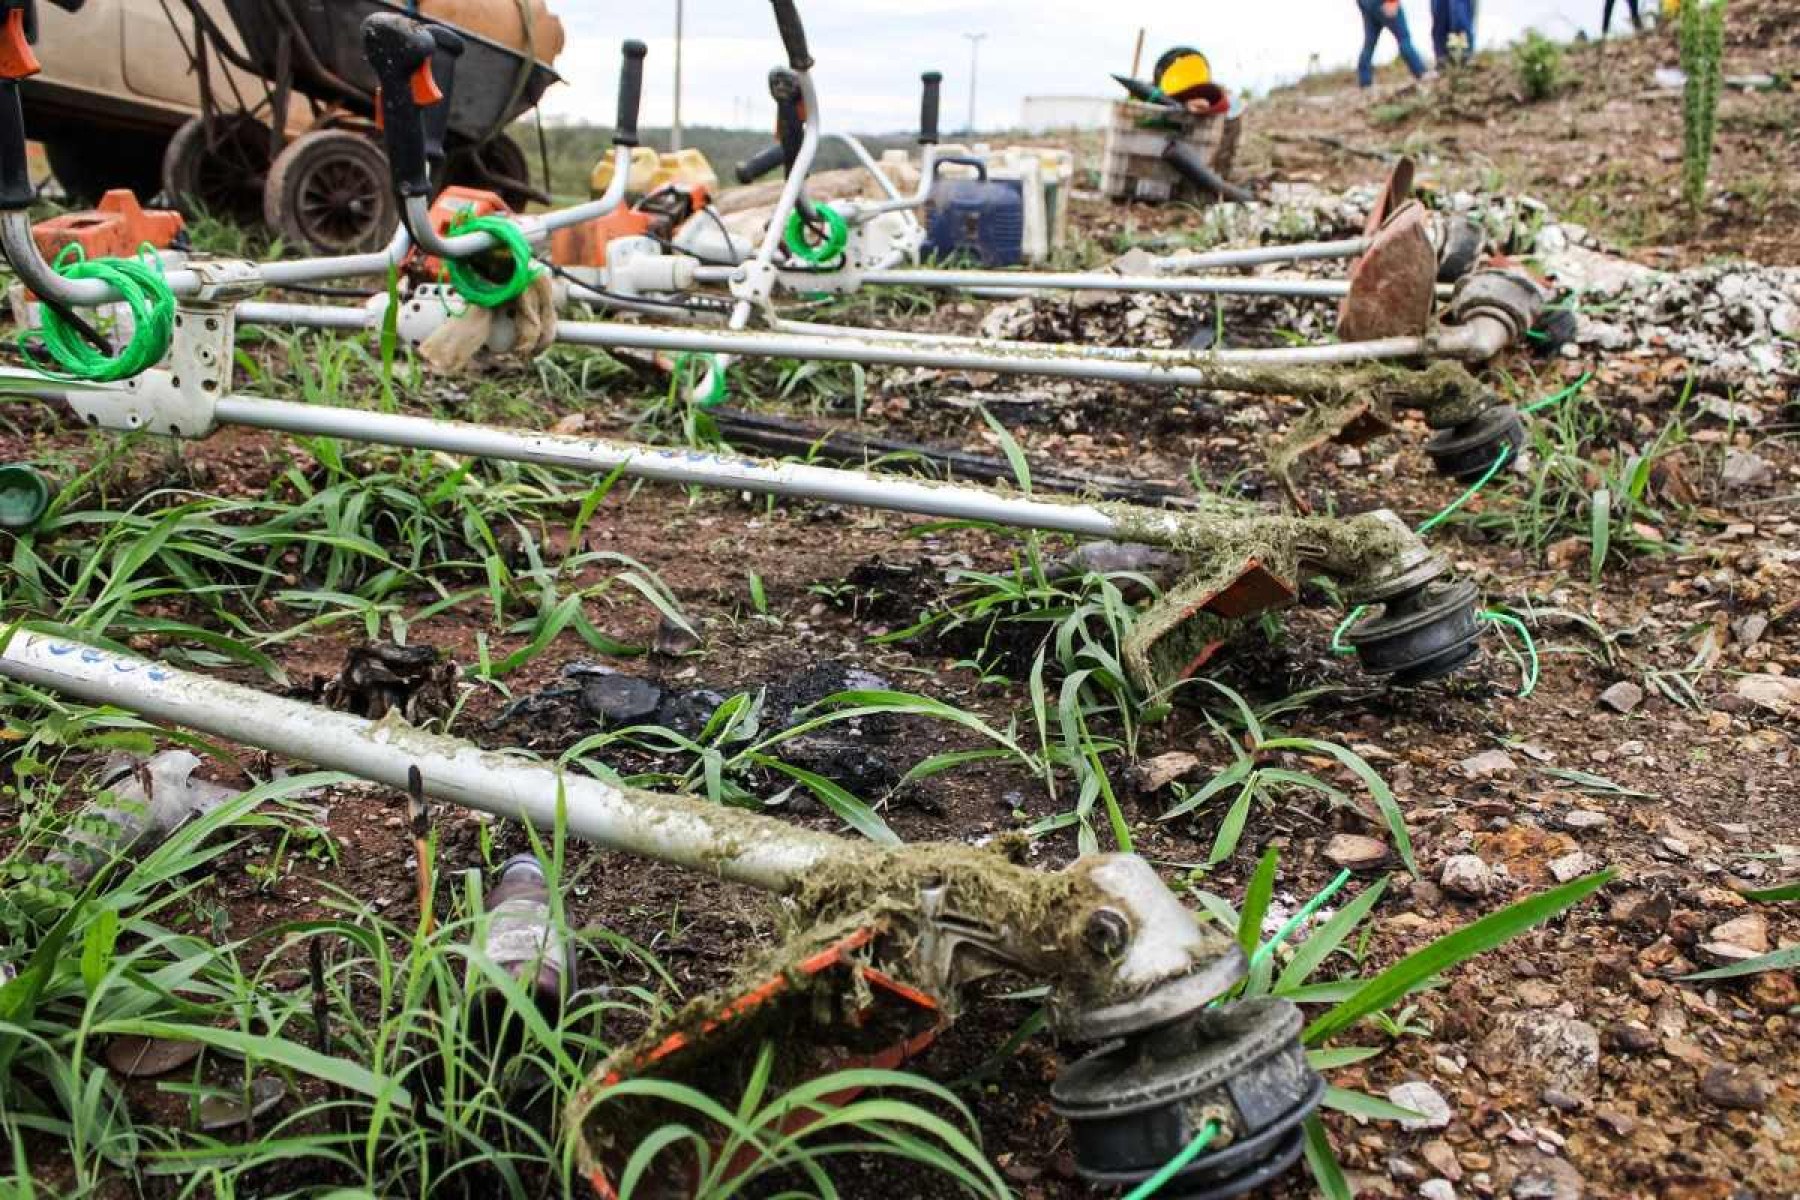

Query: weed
<box><xmin>1513</xmin><ymin>30</ymin><xmax>1565</xmax><ymax>103</ymax></box>
<box><xmin>1680</xmin><ymin>0</ymin><xmax>1728</xmax><ymax>216</ymax></box>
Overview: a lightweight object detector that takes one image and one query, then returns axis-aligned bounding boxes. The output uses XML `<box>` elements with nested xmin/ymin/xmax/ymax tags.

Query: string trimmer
<box><xmin>0</xmin><ymin>627</ymin><xmax>1325</xmax><ymax>1199</ymax></box>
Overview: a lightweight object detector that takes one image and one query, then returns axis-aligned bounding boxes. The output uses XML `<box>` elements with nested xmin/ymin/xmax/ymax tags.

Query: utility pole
<box><xmin>963</xmin><ymin>32</ymin><xmax>986</xmax><ymax>134</ymax></box>
<box><xmin>672</xmin><ymin>0</ymin><xmax>685</xmax><ymax>151</ymax></box>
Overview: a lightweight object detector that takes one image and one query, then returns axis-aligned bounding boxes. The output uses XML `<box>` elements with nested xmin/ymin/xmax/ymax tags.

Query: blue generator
<box><xmin>921</xmin><ymin>157</ymin><xmax>1025</xmax><ymax>267</ymax></box>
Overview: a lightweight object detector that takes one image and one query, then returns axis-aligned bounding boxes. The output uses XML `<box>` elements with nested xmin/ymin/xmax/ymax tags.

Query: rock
<box><xmin>1772</xmin><ymin>302</ymin><xmax>1800</xmax><ymax>339</ymax></box>
<box><xmin>1706</xmin><ymin>911</ymin><xmax>1769</xmax><ymax>953</ymax></box>
<box><xmin>1326</xmin><ymin>833</ymin><xmax>1391</xmax><ymax>870</ymax></box>
<box><xmin>1696</xmin><ymin>396</ymin><xmax>1764</xmax><ymax>426</ymax></box>
<box><xmin>1733</xmin><ymin>614</ymin><xmax>1769</xmax><ymax>647</ymax></box>
<box><xmin>578</xmin><ymin>674</ymin><xmax>664</xmax><ymax>725</ymax></box>
<box><xmin>1547</xmin><ymin>850</ymin><xmax>1598</xmax><ymax>883</ymax></box>
<box><xmin>1734</xmin><ymin>673</ymin><xmax>1800</xmax><ymax>715</ymax></box>
<box><xmin>1479</xmin><ymin>1011</ymin><xmax>1600</xmax><ymax>1096</ymax></box>
<box><xmin>1441</xmin><ymin>854</ymin><xmax>1497</xmax><ymax>900</ymax></box>
<box><xmin>652</xmin><ymin>614</ymin><xmax>704</xmax><ymax>657</ymax></box>
<box><xmin>1389</xmin><ymin>1080</ymin><xmax>1453</xmax><ymax>1131</ymax></box>
<box><xmin>1501</xmin><ymin>1147</ymin><xmax>1584</xmax><ymax>1200</ymax></box>
<box><xmin>1597</xmin><ymin>681</ymin><xmax>1644</xmax><ymax>714</ymax></box>
<box><xmin>1698</xmin><ymin>1063</ymin><xmax>1771</xmax><ymax>1110</ymax></box>
<box><xmin>1459</xmin><ymin>749</ymin><xmax>1517</xmax><ymax>779</ymax></box>
<box><xmin>1422</xmin><ymin>1181</ymin><xmax>1457</xmax><ymax>1200</ymax></box>
<box><xmin>198</xmin><ymin>1076</ymin><xmax>286</xmax><ymax>1131</ymax></box>
<box><xmin>1134</xmin><ymin>751</ymin><xmax>1201</xmax><ymax>793</ymax></box>
<box><xmin>1721</xmin><ymin>449</ymin><xmax>1773</xmax><ymax>491</ymax></box>
<box><xmin>1595</xmin><ymin>1108</ymin><xmax>1636</xmax><ymax>1137</ymax></box>
<box><xmin>1748</xmin><ymin>970</ymin><xmax>1800</xmax><ymax>1013</ymax></box>
<box><xmin>1695</xmin><ymin>940</ymin><xmax>1764</xmax><ymax>967</ymax></box>
<box><xmin>1601</xmin><ymin>1022</ymin><xmax>1657</xmax><ymax>1054</ymax></box>
<box><xmin>1541</xmin><ymin>1087</ymin><xmax>1583</xmax><ymax>1112</ymax></box>
<box><xmin>1561</xmin><ymin>810</ymin><xmax>1610</xmax><ymax>832</ymax></box>
<box><xmin>657</xmin><ymin>688</ymin><xmax>725</xmax><ymax>736</ymax></box>
<box><xmin>1421</xmin><ymin>1139</ymin><xmax>1462</xmax><ymax>1182</ymax></box>
<box><xmin>1608</xmin><ymin>889</ymin><xmax>1671</xmax><ymax>930</ymax></box>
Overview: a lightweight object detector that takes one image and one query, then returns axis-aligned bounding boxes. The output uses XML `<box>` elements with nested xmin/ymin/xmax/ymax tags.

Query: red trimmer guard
<box><xmin>574</xmin><ymin>922</ymin><xmax>946</xmax><ymax>1200</ymax></box>
<box><xmin>1123</xmin><ymin>557</ymin><xmax>1300</xmax><ymax>694</ymax></box>
<box><xmin>1337</xmin><ymin>200</ymin><xmax>1437</xmax><ymax>343</ymax></box>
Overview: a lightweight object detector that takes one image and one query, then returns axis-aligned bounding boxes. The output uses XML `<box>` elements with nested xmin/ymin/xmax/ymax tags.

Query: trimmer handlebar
<box><xmin>362</xmin><ymin>12</ymin><xmax>451</xmax><ymax>199</ymax></box>
<box><xmin>0</xmin><ymin>0</ymin><xmax>44</xmax><ymax>210</ymax></box>
<box><xmin>421</xmin><ymin>26</ymin><xmax>464</xmax><ymax>182</ymax></box>
<box><xmin>919</xmin><ymin>71</ymin><xmax>942</xmax><ymax>145</ymax></box>
<box><xmin>768</xmin><ymin>0</ymin><xmax>813</xmax><ymax>71</ymax></box>
<box><xmin>615</xmin><ymin>38</ymin><xmax>647</xmax><ymax>147</ymax></box>
<box><xmin>735</xmin><ymin>141</ymin><xmax>786</xmax><ymax>185</ymax></box>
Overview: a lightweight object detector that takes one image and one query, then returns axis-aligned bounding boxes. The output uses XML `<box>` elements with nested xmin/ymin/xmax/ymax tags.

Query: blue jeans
<box><xmin>1431</xmin><ymin>0</ymin><xmax>1476</xmax><ymax>63</ymax></box>
<box><xmin>1357</xmin><ymin>0</ymin><xmax>1429</xmax><ymax>86</ymax></box>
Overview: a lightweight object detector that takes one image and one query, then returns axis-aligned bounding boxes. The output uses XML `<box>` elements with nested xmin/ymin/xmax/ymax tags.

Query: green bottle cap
<box><xmin>0</xmin><ymin>464</ymin><xmax>50</xmax><ymax>530</ymax></box>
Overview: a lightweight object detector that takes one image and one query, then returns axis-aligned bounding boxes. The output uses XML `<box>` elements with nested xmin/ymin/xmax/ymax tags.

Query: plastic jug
<box><xmin>590</xmin><ymin>147</ymin><xmax>719</xmax><ymax>201</ymax></box>
<box><xmin>921</xmin><ymin>157</ymin><xmax>1025</xmax><ymax>267</ymax></box>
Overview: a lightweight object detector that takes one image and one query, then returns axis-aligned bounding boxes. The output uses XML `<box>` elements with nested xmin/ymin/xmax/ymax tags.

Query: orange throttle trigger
<box><xmin>409</xmin><ymin>59</ymin><xmax>442</xmax><ymax>106</ymax></box>
<box><xmin>0</xmin><ymin>8</ymin><xmax>41</xmax><ymax>80</ymax></box>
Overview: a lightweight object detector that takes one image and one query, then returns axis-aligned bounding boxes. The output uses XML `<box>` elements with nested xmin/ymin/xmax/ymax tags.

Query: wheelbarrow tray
<box><xmin>215</xmin><ymin>0</ymin><xmax>559</xmax><ymax>139</ymax></box>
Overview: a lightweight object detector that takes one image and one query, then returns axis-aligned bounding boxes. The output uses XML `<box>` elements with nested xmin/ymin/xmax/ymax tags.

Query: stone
<box><xmin>1422</xmin><ymin>1181</ymin><xmax>1458</xmax><ymax>1200</ymax></box>
<box><xmin>1597</xmin><ymin>681</ymin><xmax>1644</xmax><ymax>714</ymax></box>
<box><xmin>1608</xmin><ymin>889</ymin><xmax>1671</xmax><ymax>930</ymax></box>
<box><xmin>1421</xmin><ymin>1139</ymin><xmax>1462</xmax><ymax>1182</ymax></box>
<box><xmin>1561</xmin><ymin>810</ymin><xmax>1610</xmax><ymax>832</ymax></box>
<box><xmin>1501</xmin><ymin>1147</ymin><xmax>1584</xmax><ymax>1200</ymax></box>
<box><xmin>1389</xmin><ymin>1080</ymin><xmax>1453</xmax><ymax>1131</ymax></box>
<box><xmin>1595</xmin><ymin>1109</ymin><xmax>1636</xmax><ymax>1137</ymax></box>
<box><xmin>1459</xmin><ymin>749</ymin><xmax>1517</xmax><ymax>778</ymax></box>
<box><xmin>652</xmin><ymin>614</ymin><xmax>704</xmax><ymax>657</ymax></box>
<box><xmin>1735</xmin><ymin>673</ymin><xmax>1800</xmax><ymax>715</ymax></box>
<box><xmin>1733</xmin><ymin>614</ymin><xmax>1770</xmax><ymax>647</ymax></box>
<box><xmin>1721</xmin><ymin>449</ymin><xmax>1773</xmax><ymax>491</ymax></box>
<box><xmin>578</xmin><ymin>674</ymin><xmax>664</xmax><ymax>726</ymax></box>
<box><xmin>1706</xmin><ymin>912</ymin><xmax>1769</xmax><ymax>953</ymax></box>
<box><xmin>1698</xmin><ymin>1063</ymin><xmax>1771</xmax><ymax>1111</ymax></box>
<box><xmin>1441</xmin><ymin>854</ymin><xmax>1497</xmax><ymax>900</ymax></box>
<box><xmin>1326</xmin><ymin>833</ymin><xmax>1391</xmax><ymax>870</ymax></box>
<box><xmin>1479</xmin><ymin>1011</ymin><xmax>1600</xmax><ymax>1096</ymax></box>
<box><xmin>1696</xmin><ymin>396</ymin><xmax>1764</xmax><ymax>426</ymax></box>
<box><xmin>1548</xmin><ymin>851</ymin><xmax>1598</xmax><ymax>883</ymax></box>
<box><xmin>1134</xmin><ymin>751</ymin><xmax>1201</xmax><ymax>793</ymax></box>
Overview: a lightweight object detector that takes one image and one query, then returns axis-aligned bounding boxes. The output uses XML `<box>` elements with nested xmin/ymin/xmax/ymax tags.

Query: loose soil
<box><xmin>2</xmin><ymin>8</ymin><xmax>1797</xmax><ymax>1197</ymax></box>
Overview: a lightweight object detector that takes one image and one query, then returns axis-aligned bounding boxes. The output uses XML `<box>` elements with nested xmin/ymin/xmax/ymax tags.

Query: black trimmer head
<box><xmin>1341</xmin><ymin>523</ymin><xmax>1483</xmax><ymax>683</ymax></box>
<box><xmin>1052</xmin><ymin>998</ymin><xmax>1323</xmax><ymax>1200</ymax></box>
<box><xmin>1425</xmin><ymin>403</ymin><xmax>1526</xmax><ymax>481</ymax></box>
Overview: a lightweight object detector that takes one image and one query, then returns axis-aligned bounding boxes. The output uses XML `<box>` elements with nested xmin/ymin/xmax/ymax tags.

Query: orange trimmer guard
<box><xmin>1122</xmin><ymin>556</ymin><xmax>1300</xmax><ymax>695</ymax></box>
<box><xmin>573</xmin><ymin>917</ymin><xmax>946</xmax><ymax>1200</ymax></box>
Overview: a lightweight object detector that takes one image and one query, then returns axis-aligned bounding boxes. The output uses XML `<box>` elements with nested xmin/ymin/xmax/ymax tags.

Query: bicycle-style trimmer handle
<box><xmin>421</xmin><ymin>26</ymin><xmax>464</xmax><ymax>182</ymax></box>
<box><xmin>735</xmin><ymin>141</ymin><xmax>785</xmax><ymax>185</ymax></box>
<box><xmin>768</xmin><ymin>0</ymin><xmax>812</xmax><ymax>71</ymax></box>
<box><xmin>919</xmin><ymin>71</ymin><xmax>942</xmax><ymax>145</ymax></box>
<box><xmin>770</xmin><ymin>68</ymin><xmax>806</xmax><ymax>177</ymax></box>
<box><xmin>0</xmin><ymin>0</ymin><xmax>41</xmax><ymax>209</ymax></box>
<box><xmin>615</xmin><ymin>38</ymin><xmax>647</xmax><ymax>146</ymax></box>
<box><xmin>363</xmin><ymin>12</ymin><xmax>447</xmax><ymax>198</ymax></box>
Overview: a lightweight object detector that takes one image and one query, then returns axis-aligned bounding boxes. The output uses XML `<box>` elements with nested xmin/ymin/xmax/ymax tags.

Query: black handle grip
<box><xmin>421</xmin><ymin>26</ymin><xmax>463</xmax><ymax>182</ymax></box>
<box><xmin>1162</xmin><ymin>139</ymin><xmax>1255</xmax><ymax>203</ymax></box>
<box><xmin>930</xmin><ymin>154</ymin><xmax>987</xmax><ymax>181</ymax></box>
<box><xmin>0</xmin><ymin>81</ymin><xmax>32</xmax><ymax>208</ymax></box>
<box><xmin>362</xmin><ymin>12</ymin><xmax>442</xmax><ymax>198</ymax></box>
<box><xmin>735</xmin><ymin>141</ymin><xmax>785</xmax><ymax>184</ymax></box>
<box><xmin>768</xmin><ymin>0</ymin><xmax>812</xmax><ymax>71</ymax></box>
<box><xmin>768</xmin><ymin>69</ymin><xmax>806</xmax><ymax>178</ymax></box>
<box><xmin>919</xmin><ymin>71</ymin><xmax>941</xmax><ymax>145</ymax></box>
<box><xmin>615</xmin><ymin>39</ymin><xmax>646</xmax><ymax>146</ymax></box>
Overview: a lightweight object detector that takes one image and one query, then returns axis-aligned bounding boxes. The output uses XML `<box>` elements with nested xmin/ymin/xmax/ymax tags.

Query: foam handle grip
<box><xmin>615</xmin><ymin>39</ymin><xmax>646</xmax><ymax>146</ymax></box>
<box><xmin>735</xmin><ymin>142</ymin><xmax>785</xmax><ymax>185</ymax></box>
<box><xmin>362</xmin><ymin>12</ymin><xmax>439</xmax><ymax>197</ymax></box>
<box><xmin>0</xmin><ymin>81</ymin><xmax>32</xmax><ymax>209</ymax></box>
<box><xmin>919</xmin><ymin>71</ymin><xmax>941</xmax><ymax>145</ymax></box>
<box><xmin>422</xmin><ymin>26</ymin><xmax>464</xmax><ymax>177</ymax></box>
<box><xmin>768</xmin><ymin>0</ymin><xmax>812</xmax><ymax>71</ymax></box>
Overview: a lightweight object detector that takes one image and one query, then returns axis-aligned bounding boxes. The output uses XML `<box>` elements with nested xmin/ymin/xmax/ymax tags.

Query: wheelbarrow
<box><xmin>156</xmin><ymin>0</ymin><xmax>558</xmax><ymax>251</ymax></box>
<box><xmin>0</xmin><ymin>626</ymin><xmax>1328</xmax><ymax>1198</ymax></box>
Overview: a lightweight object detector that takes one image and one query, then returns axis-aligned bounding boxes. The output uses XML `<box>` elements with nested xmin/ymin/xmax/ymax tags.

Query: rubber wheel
<box><xmin>262</xmin><ymin>129</ymin><xmax>397</xmax><ymax>255</ymax></box>
<box><xmin>444</xmin><ymin>133</ymin><xmax>535</xmax><ymax>210</ymax></box>
<box><xmin>162</xmin><ymin>114</ymin><xmax>274</xmax><ymax>224</ymax></box>
<box><xmin>43</xmin><ymin>133</ymin><xmax>168</xmax><ymax>206</ymax></box>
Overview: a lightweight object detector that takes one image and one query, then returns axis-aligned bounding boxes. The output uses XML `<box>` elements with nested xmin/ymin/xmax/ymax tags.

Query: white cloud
<box><xmin>540</xmin><ymin>1</ymin><xmax>1619</xmax><ymax>131</ymax></box>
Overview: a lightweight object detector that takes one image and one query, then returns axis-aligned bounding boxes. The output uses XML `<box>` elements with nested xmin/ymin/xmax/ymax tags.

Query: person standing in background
<box><xmin>1357</xmin><ymin>0</ymin><xmax>1436</xmax><ymax>87</ymax></box>
<box><xmin>1602</xmin><ymin>0</ymin><xmax>1643</xmax><ymax>35</ymax></box>
<box><xmin>1431</xmin><ymin>0</ymin><xmax>1477</xmax><ymax>65</ymax></box>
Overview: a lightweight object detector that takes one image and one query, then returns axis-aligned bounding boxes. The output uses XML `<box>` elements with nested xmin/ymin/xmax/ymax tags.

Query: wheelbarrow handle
<box><xmin>615</xmin><ymin>39</ymin><xmax>647</xmax><ymax>147</ymax></box>
<box><xmin>768</xmin><ymin>0</ymin><xmax>812</xmax><ymax>72</ymax></box>
<box><xmin>362</xmin><ymin>11</ymin><xmax>447</xmax><ymax>199</ymax></box>
<box><xmin>919</xmin><ymin>71</ymin><xmax>942</xmax><ymax>145</ymax></box>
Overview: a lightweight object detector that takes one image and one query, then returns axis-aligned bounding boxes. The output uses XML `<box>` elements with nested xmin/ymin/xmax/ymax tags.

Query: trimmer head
<box><xmin>1341</xmin><ymin>531</ymin><xmax>1483</xmax><ymax>683</ymax></box>
<box><xmin>1426</xmin><ymin>403</ymin><xmax>1526</xmax><ymax>481</ymax></box>
<box><xmin>1337</xmin><ymin>201</ymin><xmax>1438</xmax><ymax>343</ymax></box>
<box><xmin>1053</xmin><ymin>998</ymin><xmax>1324</xmax><ymax>1200</ymax></box>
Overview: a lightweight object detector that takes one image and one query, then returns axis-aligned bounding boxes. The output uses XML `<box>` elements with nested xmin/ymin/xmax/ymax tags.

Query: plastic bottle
<box><xmin>478</xmin><ymin>854</ymin><xmax>573</xmax><ymax>1013</ymax></box>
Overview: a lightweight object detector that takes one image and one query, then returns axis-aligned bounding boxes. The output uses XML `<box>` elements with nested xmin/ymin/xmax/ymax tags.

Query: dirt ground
<box><xmin>3</xmin><ymin>8</ymin><xmax>1799</xmax><ymax>1199</ymax></box>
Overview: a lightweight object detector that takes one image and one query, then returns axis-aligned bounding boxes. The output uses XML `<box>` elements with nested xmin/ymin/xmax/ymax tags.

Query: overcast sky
<box><xmin>540</xmin><ymin>1</ymin><xmax>1626</xmax><ymax>132</ymax></box>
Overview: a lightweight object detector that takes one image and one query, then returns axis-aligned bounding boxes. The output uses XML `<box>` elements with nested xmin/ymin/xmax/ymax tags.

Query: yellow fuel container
<box><xmin>590</xmin><ymin>147</ymin><xmax>719</xmax><ymax>200</ymax></box>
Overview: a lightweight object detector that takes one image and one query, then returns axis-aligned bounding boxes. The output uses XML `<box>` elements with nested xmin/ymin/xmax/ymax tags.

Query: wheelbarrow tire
<box><xmin>263</xmin><ymin>130</ymin><xmax>398</xmax><ymax>255</ymax></box>
<box><xmin>162</xmin><ymin>114</ymin><xmax>273</xmax><ymax>226</ymax></box>
<box><xmin>43</xmin><ymin>132</ymin><xmax>168</xmax><ymax>206</ymax></box>
<box><xmin>444</xmin><ymin>133</ymin><xmax>537</xmax><ymax>210</ymax></box>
